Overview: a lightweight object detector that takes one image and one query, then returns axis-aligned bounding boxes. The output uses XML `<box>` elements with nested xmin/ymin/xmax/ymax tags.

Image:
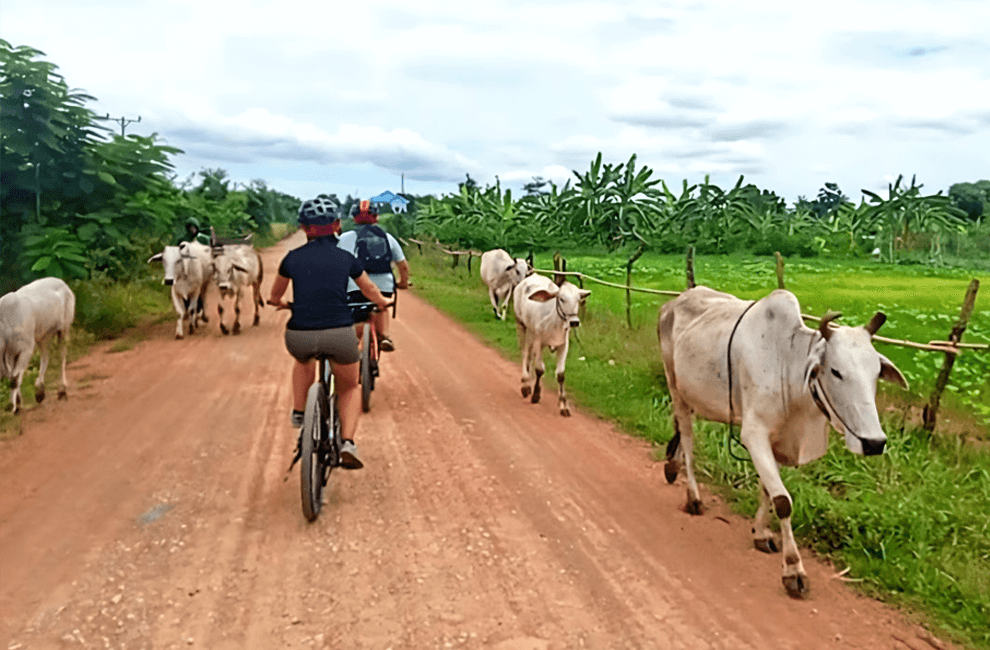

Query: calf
<box><xmin>148</xmin><ymin>242</ymin><xmax>211</xmax><ymax>339</ymax></box>
<box><xmin>212</xmin><ymin>245</ymin><xmax>264</xmax><ymax>335</ymax></box>
<box><xmin>0</xmin><ymin>277</ymin><xmax>76</xmax><ymax>413</ymax></box>
<box><xmin>658</xmin><ymin>286</ymin><xmax>907</xmax><ymax>597</ymax></box>
<box><xmin>513</xmin><ymin>274</ymin><xmax>590</xmax><ymax>416</ymax></box>
<box><xmin>480</xmin><ymin>249</ymin><xmax>529</xmax><ymax>320</ymax></box>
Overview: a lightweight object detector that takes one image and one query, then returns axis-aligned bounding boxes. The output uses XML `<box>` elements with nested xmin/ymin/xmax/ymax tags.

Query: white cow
<box><xmin>0</xmin><ymin>277</ymin><xmax>76</xmax><ymax>414</ymax></box>
<box><xmin>658</xmin><ymin>286</ymin><xmax>907</xmax><ymax>597</ymax></box>
<box><xmin>212</xmin><ymin>245</ymin><xmax>263</xmax><ymax>335</ymax></box>
<box><xmin>480</xmin><ymin>249</ymin><xmax>529</xmax><ymax>320</ymax></box>
<box><xmin>513</xmin><ymin>274</ymin><xmax>590</xmax><ymax>416</ymax></box>
<box><xmin>148</xmin><ymin>241</ymin><xmax>212</xmax><ymax>339</ymax></box>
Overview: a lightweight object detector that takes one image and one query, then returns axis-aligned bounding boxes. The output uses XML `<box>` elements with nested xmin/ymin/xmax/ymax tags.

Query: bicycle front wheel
<box><xmin>360</xmin><ymin>326</ymin><xmax>373</xmax><ymax>413</ymax></box>
<box><xmin>300</xmin><ymin>382</ymin><xmax>328</xmax><ymax>521</ymax></box>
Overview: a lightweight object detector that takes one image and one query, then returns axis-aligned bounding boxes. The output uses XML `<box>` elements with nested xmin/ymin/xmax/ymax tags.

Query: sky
<box><xmin>3</xmin><ymin>0</ymin><xmax>989</xmax><ymax>206</ymax></box>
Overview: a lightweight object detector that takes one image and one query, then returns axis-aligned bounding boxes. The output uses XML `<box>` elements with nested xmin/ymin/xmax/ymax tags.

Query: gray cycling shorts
<box><xmin>284</xmin><ymin>326</ymin><xmax>360</xmax><ymax>365</ymax></box>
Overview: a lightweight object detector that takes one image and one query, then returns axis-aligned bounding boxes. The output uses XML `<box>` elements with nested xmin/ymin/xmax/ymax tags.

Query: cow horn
<box><xmin>818</xmin><ymin>311</ymin><xmax>842</xmax><ymax>341</ymax></box>
<box><xmin>865</xmin><ymin>312</ymin><xmax>886</xmax><ymax>336</ymax></box>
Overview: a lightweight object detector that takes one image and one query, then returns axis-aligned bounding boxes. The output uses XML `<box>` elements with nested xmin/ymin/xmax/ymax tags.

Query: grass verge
<box><xmin>406</xmin><ymin>244</ymin><xmax>990</xmax><ymax>649</ymax></box>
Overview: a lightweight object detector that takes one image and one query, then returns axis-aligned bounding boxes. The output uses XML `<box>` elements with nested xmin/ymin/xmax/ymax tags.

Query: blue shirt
<box><xmin>277</xmin><ymin>236</ymin><xmax>364</xmax><ymax>330</ymax></box>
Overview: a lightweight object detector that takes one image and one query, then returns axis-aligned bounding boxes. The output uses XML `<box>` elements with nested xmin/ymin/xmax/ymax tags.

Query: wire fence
<box><xmin>407</xmin><ymin>238</ymin><xmax>985</xmax><ymax>431</ymax></box>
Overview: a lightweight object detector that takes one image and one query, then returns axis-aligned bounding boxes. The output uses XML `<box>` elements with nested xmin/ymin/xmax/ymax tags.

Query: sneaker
<box><xmin>339</xmin><ymin>439</ymin><xmax>364</xmax><ymax>470</ymax></box>
<box><xmin>378</xmin><ymin>335</ymin><xmax>395</xmax><ymax>353</ymax></box>
<box><xmin>290</xmin><ymin>409</ymin><xmax>304</xmax><ymax>428</ymax></box>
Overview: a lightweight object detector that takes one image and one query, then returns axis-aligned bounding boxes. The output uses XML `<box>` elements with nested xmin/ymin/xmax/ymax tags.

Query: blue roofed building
<box><xmin>370</xmin><ymin>190</ymin><xmax>410</xmax><ymax>213</ymax></box>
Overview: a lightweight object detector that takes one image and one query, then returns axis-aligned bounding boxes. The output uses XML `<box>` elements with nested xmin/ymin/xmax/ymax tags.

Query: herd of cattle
<box><xmin>1</xmin><ymin>243</ymin><xmax>909</xmax><ymax>598</ymax></box>
<box><xmin>481</xmin><ymin>247</ymin><xmax>907</xmax><ymax>597</ymax></box>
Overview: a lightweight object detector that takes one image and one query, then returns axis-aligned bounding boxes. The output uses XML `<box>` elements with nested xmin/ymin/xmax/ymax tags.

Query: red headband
<box><xmin>302</xmin><ymin>222</ymin><xmax>340</xmax><ymax>237</ymax></box>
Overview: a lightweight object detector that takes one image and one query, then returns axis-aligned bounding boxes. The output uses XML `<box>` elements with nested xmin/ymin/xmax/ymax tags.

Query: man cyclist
<box><xmin>337</xmin><ymin>199</ymin><xmax>410</xmax><ymax>352</ymax></box>
<box><xmin>268</xmin><ymin>197</ymin><xmax>393</xmax><ymax>470</ymax></box>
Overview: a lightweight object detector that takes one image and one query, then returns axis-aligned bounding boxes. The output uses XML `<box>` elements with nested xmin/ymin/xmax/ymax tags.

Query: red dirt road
<box><xmin>1</xmin><ymin>232</ymin><xmax>955</xmax><ymax>650</ymax></box>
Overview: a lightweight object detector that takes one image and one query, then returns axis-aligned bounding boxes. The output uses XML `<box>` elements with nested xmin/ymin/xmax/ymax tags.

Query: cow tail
<box><xmin>665</xmin><ymin>431</ymin><xmax>681</xmax><ymax>460</ymax></box>
<box><xmin>257</xmin><ymin>256</ymin><xmax>265</xmax><ymax>307</ymax></box>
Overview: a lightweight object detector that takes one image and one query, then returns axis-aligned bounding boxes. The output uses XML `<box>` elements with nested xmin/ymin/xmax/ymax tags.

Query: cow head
<box><xmin>803</xmin><ymin>311</ymin><xmax>908</xmax><ymax>456</ymax></box>
<box><xmin>527</xmin><ymin>282</ymin><xmax>591</xmax><ymax>328</ymax></box>
<box><xmin>507</xmin><ymin>258</ymin><xmax>529</xmax><ymax>286</ymax></box>
<box><xmin>212</xmin><ymin>253</ymin><xmax>252</xmax><ymax>297</ymax></box>
<box><xmin>148</xmin><ymin>246</ymin><xmax>184</xmax><ymax>286</ymax></box>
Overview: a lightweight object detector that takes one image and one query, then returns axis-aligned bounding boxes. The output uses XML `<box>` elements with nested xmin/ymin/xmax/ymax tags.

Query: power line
<box><xmin>97</xmin><ymin>113</ymin><xmax>141</xmax><ymax>137</ymax></box>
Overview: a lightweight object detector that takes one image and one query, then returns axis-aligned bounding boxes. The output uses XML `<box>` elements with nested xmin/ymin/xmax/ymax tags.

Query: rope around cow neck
<box><xmin>726</xmin><ymin>300</ymin><xmax>759</xmax><ymax>462</ymax></box>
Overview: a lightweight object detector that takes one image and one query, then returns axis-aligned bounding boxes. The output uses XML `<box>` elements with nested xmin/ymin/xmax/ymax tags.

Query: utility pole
<box><xmin>401</xmin><ymin>173</ymin><xmax>404</xmax><ymax>194</ymax></box>
<box><xmin>97</xmin><ymin>113</ymin><xmax>141</xmax><ymax>137</ymax></box>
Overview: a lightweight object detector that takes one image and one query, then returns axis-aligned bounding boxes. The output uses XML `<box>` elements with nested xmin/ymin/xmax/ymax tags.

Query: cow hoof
<box><xmin>220</xmin><ymin>325</ymin><xmax>230</xmax><ymax>336</ymax></box>
<box><xmin>530</xmin><ymin>390</ymin><xmax>541</xmax><ymax>404</ymax></box>
<box><xmin>201</xmin><ymin>314</ymin><xmax>209</xmax><ymax>323</ymax></box>
<box><xmin>233</xmin><ymin>323</ymin><xmax>241</xmax><ymax>335</ymax></box>
<box><xmin>176</xmin><ymin>333</ymin><xmax>184</xmax><ymax>340</ymax></box>
<box><xmin>253</xmin><ymin>315</ymin><xmax>260</xmax><ymax>326</ymax></box>
<box><xmin>57</xmin><ymin>389</ymin><xmax>67</xmax><ymax>401</ymax></box>
<box><xmin>663</xmin><ymin>460</ymin><xmax>679</xmax><ymax>484</ymax></box>
<box><xmin>783</xmin><ymin>573</ymin><xmax>810</xmax><ymax>598</ymax></box>
<box><xmin>35</xmin><ymin>386</ymin><xmax>45</xmax><ymax>403</ymax></box>
<box><xmin>559</xmin><ymin>407</ymin><xmax>571</xmax><ymax>417</ymax></box>
<box><xmin>521</xmin><ymin>386</ymin><xmax>531</xmax><ymax>398</ymax></box>
<box><xmin>685</xmin><ymin>498</ymin><xmax>703</xmax><ymax>516</ymax></box>
<box><xmin>754</xmin><ymin>537</ymin><xmax>780</xmax><ymax>554</ymax></box>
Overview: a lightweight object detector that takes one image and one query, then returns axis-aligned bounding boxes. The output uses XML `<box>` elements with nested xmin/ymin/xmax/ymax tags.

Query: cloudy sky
<box><xmin>4</xmin><ymin>0</ymin><xmax>989</xmax><ymax>204</ymax></box>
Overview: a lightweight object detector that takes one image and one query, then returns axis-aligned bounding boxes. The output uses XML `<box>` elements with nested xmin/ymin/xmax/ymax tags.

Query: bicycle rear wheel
<box><xmin>300</xmin><ymin>381</ymin><xmax>328</xmax><ymax>521</ymax></box>
<box><xmin>360</xmin><ymin>326</ymin><xmax>373</xmax><ymax>413</ymax></box>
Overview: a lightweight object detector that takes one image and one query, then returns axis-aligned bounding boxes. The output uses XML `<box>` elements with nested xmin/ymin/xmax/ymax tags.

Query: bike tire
<box><xmin>300</xmin><ymin>382</ymin><xmax>328</xmax><ymax>521</ymax></box>
<box><xmin>361</xmin><ymin>326</ymin><xmax>373</xmax><ymax>413</ymax></box>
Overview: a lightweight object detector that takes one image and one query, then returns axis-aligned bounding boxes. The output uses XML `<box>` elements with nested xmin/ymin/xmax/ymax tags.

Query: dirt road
<box><xmin>0</xmin><ymin>232</ymin><xmax>954</xmax><ymax>650</ymax></box>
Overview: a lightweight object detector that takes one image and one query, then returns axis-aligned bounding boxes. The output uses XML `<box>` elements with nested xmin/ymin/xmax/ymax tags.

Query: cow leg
<box><xmin>232</xmin><ymin>290</ymin><xmax>242</xmax><ymax>335</ymax></box>
<box><xmin>753</xmin><ymin>482</ymin><xmax>782</xmax><ymax>554</ymax></box>
<box><xmin>554</xmin><ymin>337</ymin><xmax>571</xmax><ymax>416</ymax></box>
<box><xmin>530</xmin><ymin>342</ymin><xmax>545</xmax><ymax>404</ymax></box>
<box><xmin>10</xmin><ymin>372</ymin><xmax>23</xmax><ymax>414</ymax></box>
<box><xmin>518</xmin><ymin>324</ymin><xmax>533</xmax><ymax>398</ymax></box>
<box><xmin>56</xmin><ymin>328</ymin><xmax>70</xmax><ymax>400</ymax></box>
<box><xmin>172</xmin><ymin>287</ymin><xmax>187</xmax><ymax>339</ymax></box>
<box><xmin>670</xmin><ymin>392</ymin><xmax>702</xmax><ymax>514</ymax></box>
<box><xmin>34</xmin><ymin>335</ymin><xmax>51</xmax><ymax>403</ymax></box>
<box><xmin>489</xmin><ymin>288</ymin><xmax>502</xmax><ymax>319</ymax></box>
<box><xmin>218</xmin><ymin>302</ymin><xmax>229</xmax><ymax>336</ymax></box>
<box><xmin>741</xmin><ymin>426</ymin><xmax>808</xmax><ymax>597</ymax></box>
<box><xmin>252</xmin><ymin>282</ymin><xmax>261</xmax><ymax>326</ymax></box>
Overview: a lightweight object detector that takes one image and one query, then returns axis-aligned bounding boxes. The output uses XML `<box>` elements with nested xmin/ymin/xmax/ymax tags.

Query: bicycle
<box><xmin>269</xmin><ymin>300</ymin><xmax>344</xmax><ymax>522</ymax></box>
<box><xmin>349</xmin><ymin>293</ymin><xmax>397</xmax><ymax>413</ymax></box>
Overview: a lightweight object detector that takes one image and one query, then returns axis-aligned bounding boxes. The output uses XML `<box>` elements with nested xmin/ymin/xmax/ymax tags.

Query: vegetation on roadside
<box><xmin>406</xmin><ymin>244</ymin><xmax>989</xmax><ymax>649</ymax></box>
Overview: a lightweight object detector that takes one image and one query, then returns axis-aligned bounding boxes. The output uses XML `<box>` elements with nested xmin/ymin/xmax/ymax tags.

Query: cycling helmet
<box><xmin>297</xmin><ymin>197</ymin><xmax>339</xmax><ymax>226</ymax></box>
<box><xmin>351</xmin><ymin>199</ymin><xmax>378</xmax><ymax>224</ymax></box>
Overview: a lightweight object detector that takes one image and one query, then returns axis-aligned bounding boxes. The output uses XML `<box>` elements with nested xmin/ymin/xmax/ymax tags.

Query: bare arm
<box><xmin>268</xmin><ymin>274</ymin><xmax>290</xmax><ymax>308</ymax></box>
<box><xmin>395</xmin><ymin>259</ymin><xmax>411</xmax><ymax>289</ymax></box>
<box><xmin>355</xmin><ymin>273</ymin><xmax>394</xmax><ymax>312</ymax></box>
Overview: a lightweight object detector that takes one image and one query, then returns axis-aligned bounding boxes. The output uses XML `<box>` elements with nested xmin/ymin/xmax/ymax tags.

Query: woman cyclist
<box><xmin>269</xmin><ymin>197</ymin><xmax>393</xmax><ymax>469</ymax></box>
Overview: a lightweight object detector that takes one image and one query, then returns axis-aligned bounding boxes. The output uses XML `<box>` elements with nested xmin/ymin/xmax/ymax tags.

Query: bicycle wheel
<box><xmin>360</xmin><ymin>325</ymin><xmax>373</xmax><ymax>413</ymax></box>
<box><xmin>300</xmin><ymin>381</ymin><xmax>328</xmax><ymax>521</ymax></box>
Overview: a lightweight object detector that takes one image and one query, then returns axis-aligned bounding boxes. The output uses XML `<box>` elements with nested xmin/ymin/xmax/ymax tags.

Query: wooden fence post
<box><xmin>626</xmin><ymin>243</ymin><xmax>645</xmax><ymax>328</ymax></box>
<box><xmin>922</xmin><ymin>278</ymin><xmax>980</xmax><ymax>432</ymax></box>
<box><xmin>553</xmin><ymin>251</ymin><xmax>566</xmax><ymax>285</ymax></box>
<box><xmin>686</xmin><ymin>246</ymin><xmax>696</xmax><ymax>289</ymax></box>
<box><xmin>467</xmin><ymin>253</ymin><xmax>473</xmax><ymax>274</ymax></box>
<box><xmin>451</xmin><ymin>253</ymin><xmax>459</xmax><ymax>269</ymax></box>
<box><xmin>775</xmin><ymin>252</ymin><xmax>786</xmax><ymax>289</ymax></box>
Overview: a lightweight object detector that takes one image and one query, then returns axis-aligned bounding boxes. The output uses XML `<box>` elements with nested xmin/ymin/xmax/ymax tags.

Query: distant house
<box><xmin>370</xmin><ymin>190</ymin><xmax>410</xmax><ymax>214</ymax></box>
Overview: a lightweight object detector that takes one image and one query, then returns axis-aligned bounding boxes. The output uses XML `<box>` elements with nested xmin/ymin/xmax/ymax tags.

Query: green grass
<box><xmin>407</xmin><ymin>245</ymin><xmax>990</xmax><ymax>649</ymax></box>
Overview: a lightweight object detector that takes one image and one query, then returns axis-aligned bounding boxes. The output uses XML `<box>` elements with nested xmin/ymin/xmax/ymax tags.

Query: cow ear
<box><xmin>578</xmin><ymin>289</ymin><xmax>591</xmax><ymax>301</ymax></box>
<box><xmin>803</xmin><ymin>337</ymin><xmax>826</xmax><ymax>390</ymax></box>
<box><xmin>148</xmin><ymin>253</ymin><xmax>163</xmax><ymax>263</ymax></box>
<box><xmin>878</xmin><ymin>353</ymin><xmax>909</xmax><ymax>389</ymax></box>
<box><xmin>527</xmin><ymin>289</ymin><xmax>558</xmax><ymax>303</ymax></box>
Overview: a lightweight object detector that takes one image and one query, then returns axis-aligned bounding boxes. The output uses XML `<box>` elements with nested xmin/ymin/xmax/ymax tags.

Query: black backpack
<box><xmin>354</xmin><ymin>224</ymin><xmax>393</xmax><ymax>274</ymax></box>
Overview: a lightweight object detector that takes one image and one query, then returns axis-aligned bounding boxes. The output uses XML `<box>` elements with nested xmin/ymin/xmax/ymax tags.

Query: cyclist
<box><xmin>337</xmin><ymin>199</ymin><xmax>410</xmax><ymax>352</ymax></box>
<box><xmin>178</xmin><ymin>217</ymin><xmax>211</xmax><ymax>246</ymax></box>
<box><xmin>268</xmin><ymin>197</ymin><xmax>393</xmax><ymax>470</ymax></box>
